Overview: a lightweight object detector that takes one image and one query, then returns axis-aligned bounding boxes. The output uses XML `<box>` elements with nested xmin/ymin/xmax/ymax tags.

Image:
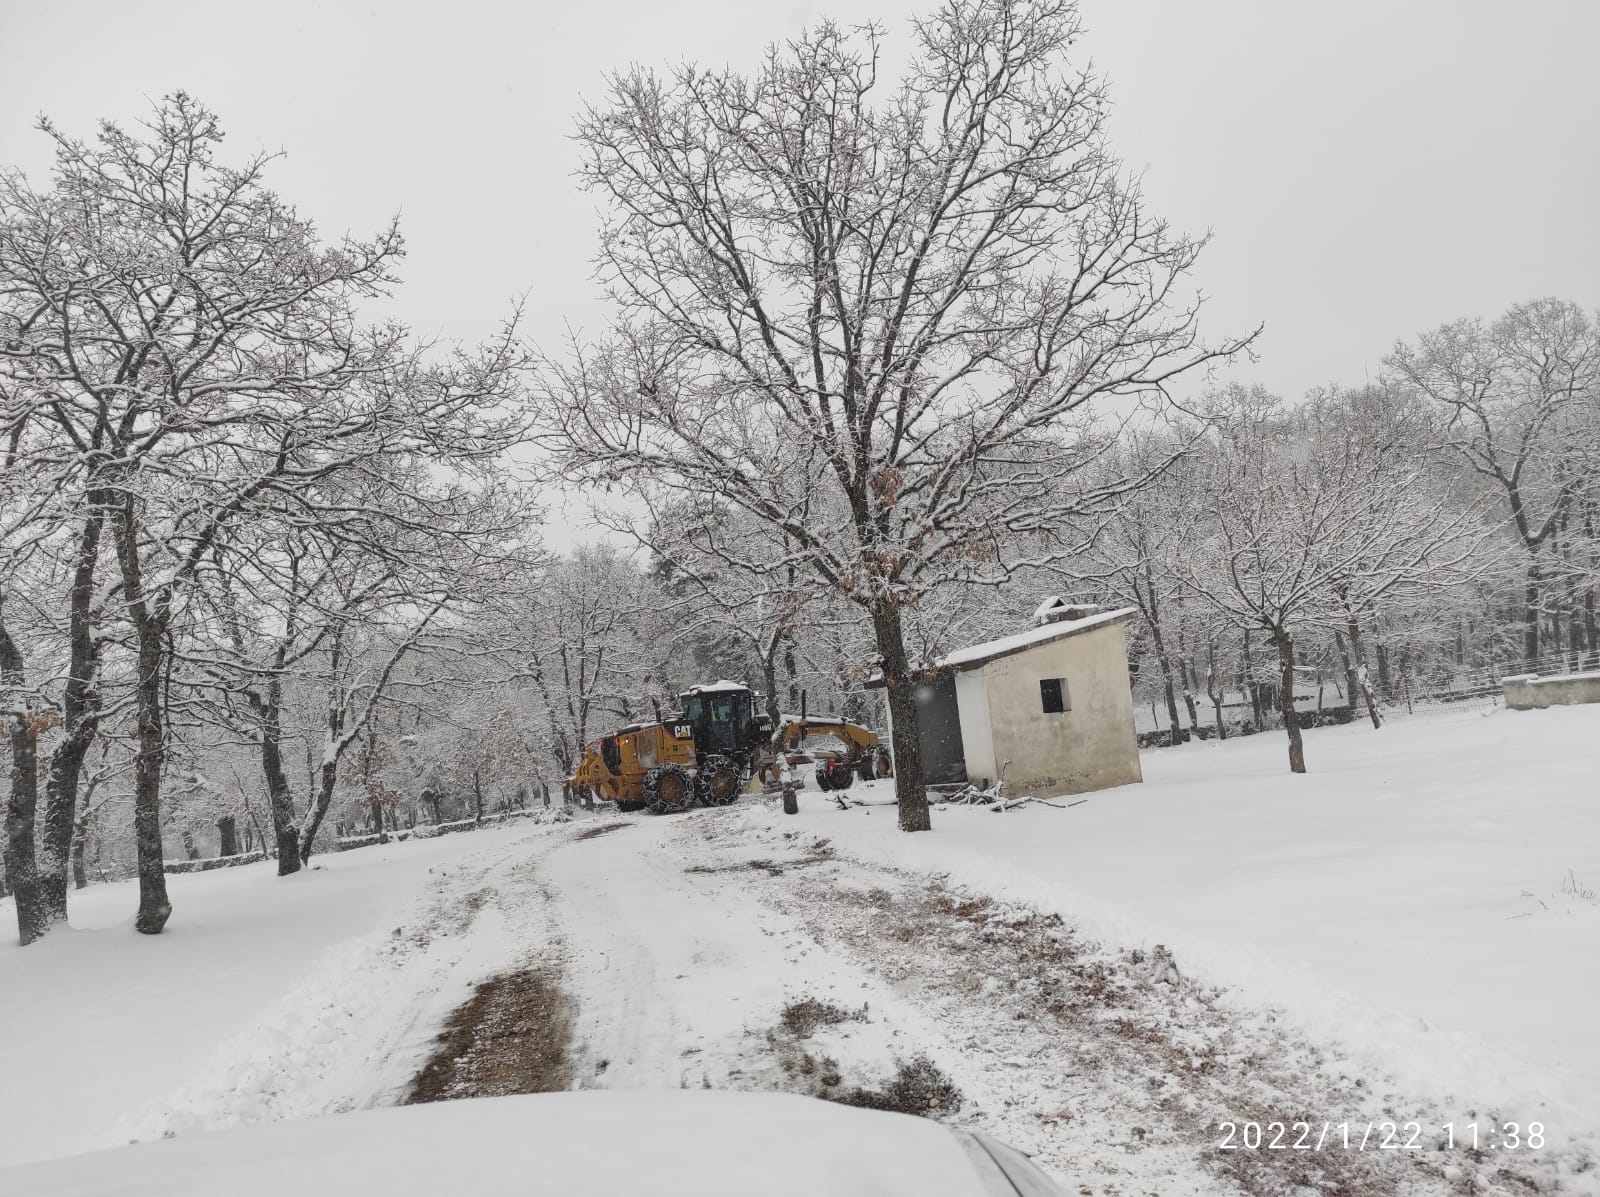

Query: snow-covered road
<box><xmin>538</xmin><ymin>806</ymin><xmax>1590</xmax><ymax>1196</ymax></box>
<box><xmin>541</xmin><ymin>820</ymin><xmax>797</xmax><ymax>1088</ymax></box>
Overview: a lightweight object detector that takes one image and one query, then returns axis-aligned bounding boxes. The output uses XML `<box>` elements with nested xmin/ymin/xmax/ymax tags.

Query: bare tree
<box><xmin>0</xmin><ymin>95</ymin><xmax>528</xmax><ymax>932</ymax></box>
<box><xmin>1388</xmin><ymin>299</ymin><xmax>1599</xmax><ymax>669</ymax></box>
<box><xmin>512</xmin><ymin>546</ymin><xmax>656</xmax><ymax>787</ymax></box>
<box><xmin>1175</xmin><ymin>388</ymin><xmax>1489</xmax><ymax>773</ymax></box>
<box><xmin>1066</xmin><ymin>430</ymin><xmax>1199</xmax><ymax>742</ymax></box>
<box><xmin>538</xmin><ymin>0</ymin><xmax>1249</xmax><ymax>829</ymax></box>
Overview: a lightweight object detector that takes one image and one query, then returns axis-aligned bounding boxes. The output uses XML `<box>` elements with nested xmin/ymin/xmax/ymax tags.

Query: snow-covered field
<box><xmin>3</xmin><ymin>704</ymin><xmax>1596</xmax><ymax>1194</ymax></box>
<box><xmin>767</xmin><ymin>704</ymin><xmax>1600</xmax><ymax>1131</ymax></box>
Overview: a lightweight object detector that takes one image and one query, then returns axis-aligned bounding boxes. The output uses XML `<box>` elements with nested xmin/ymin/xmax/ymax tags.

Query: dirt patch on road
<box><xmin>406</xmin><ymin>966</ymin><xmax>574</xmax><ymax>1103</ymax></box>
<box><xmin>684</xmin><ymin>856</ymin><xmax>828</xmax><ymax>877</ymax></box>
<box><xmin>760</xmin><ymin>996</ymin><xmax>962</xmax><ymax>1119</ymax></box>
<box><xmin>779</xmin><ymin>997</ymin><xmax>865</xmax><ymax>1038</ymax></box>
<box><xmin>773</xmin><ymin>871</ymin><xmax>1540</xmax><ymax>1197</ymax></box>
<box><xmin>573</xmin><ymin>822</ymin><xmax>631</xmax><ymax>841</ymax></box>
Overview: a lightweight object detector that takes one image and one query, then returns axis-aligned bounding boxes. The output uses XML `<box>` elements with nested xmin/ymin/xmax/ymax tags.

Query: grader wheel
<box><xmin>856</xmin><ymin>745</ymin><xmax>893</xmax><ymax>782</ymax></box>
<box><xmin>644</xmin><ymin>765</ymin><xmax>694</xmax><ymax>814</ymax></box>
<box><xmin>826</xmin><ymin>760</ymin><xmax>856</xmax><ymax>791</ymax></box>
<box><xmin>698</xmin><ymin>756</ymin><xmax>742</xmax><ymax>806</ymax></box>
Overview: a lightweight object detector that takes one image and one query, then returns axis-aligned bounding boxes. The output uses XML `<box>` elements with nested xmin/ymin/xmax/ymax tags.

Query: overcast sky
<box><xmin>4</xmin><ymin>0</ymin><xmax>1597</xmax><ymax>404</ymax></box>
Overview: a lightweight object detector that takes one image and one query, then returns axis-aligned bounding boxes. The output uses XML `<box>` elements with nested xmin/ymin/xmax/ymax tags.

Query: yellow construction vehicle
<box><xmin>761</xmin><ymin>714</ymin><xmax>893</xmax><ymax>792</ymax></box>
<box><xmin>567</xmin><ymin>681</ymin><xmax>890</xmax><ymax>814</ymax></box>
<box><xmin>567</xmin><ymin>718</ymin><xmax>704</xmax><ymax>813</ymax></box>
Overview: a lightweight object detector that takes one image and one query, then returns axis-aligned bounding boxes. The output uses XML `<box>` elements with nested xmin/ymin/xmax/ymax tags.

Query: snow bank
<box><xmin>0</xmin><ymin>820</ymin><xmax>556</xmax><ymax>1167</ymax></box>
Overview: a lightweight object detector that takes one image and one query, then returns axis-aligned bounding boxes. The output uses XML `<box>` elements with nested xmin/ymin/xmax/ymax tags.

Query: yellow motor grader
<box><xmin>567</xmin><ymin>681</ymin><xmax>890</xmax><ymax>814</ymax></box>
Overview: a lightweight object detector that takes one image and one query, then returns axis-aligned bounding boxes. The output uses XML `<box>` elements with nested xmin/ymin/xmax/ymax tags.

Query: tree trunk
<box><xmin>1179</xmin><ymin>645</ymin><xmax>1203</xmax><ymax>727</ymax></box>
<box><xmin>2</xmin><ymin>614</ymin><xmax>47</xmax><ymax>945</ymax></box>
<box><xmin>108</xmin><ymin>495</ymin><xmax>174</xmax><ymax>935</ymax></box>
<box><xmin>1585</xmin><ymin>588</ymin><xmax>1599</xmax><ymax>671</ymax></box>
<box><xmin>217</xmin><ymin>815</ymin><xmax>239</xmax><ymax>858</ymax></box>
<box><xmin>130</xmin><ymin>621</ymin><xmax>173</xmax><ymax>934</ymax></box>
<box><xmin>299</xmin><ymin>753</ymin><xmax>340</xmax><ymax>863</ymax></box>
<box><xmin>1242</xmin><ymin>630</ymin><xmax>1262</xmax><ymax>729</ymax></box>
<box><xmin>258</xmin><ymin>678</ymin><xmax>301</xmax><ymax>875</ymax></box>
<box><xmin>1341</xmin><ymin>620</ymin><xmax>1382</xmax><ymax>729</ymax></box>
<box><xmin>869</xmin><ymin>601</ymin><xmax>930</xmax><ymax>833</ymax></box>
<box><xmin>1333</xmin><ymin>629</ymin><xmax>1357</xmax><ymax>711</ymax></box>
<box><xmin>1179</xmin><ymin>669</ymin><xmax>1201</xmax><ymax>735</ymax></box>
<box><xmin>760</xmin><ymin>653</ymin><xmax>782</xmax><ymax>732</ymax></box>
<box><xmin>1375</xmin><ymin>641</ymin><xmax>1392</xmax><ymax>700</ymax></box>
<box><xmin>1155</xmin><ymin>653</ymin><xmax>1184</xmax><ymax>740</ymax></box>
<box><xmin>1140</xmin><ymin>577</ymin><xmax>1186</xmax><ymax>741</ymax></box>
<box><xmin>1204</xmin><ymin>639</ymin><xmax>1226</xmax><ymax>741</ymax></box>
<box><xmin>1524</xmin><ymin>564</ymin><xmax>1540</xmax><ymax>669</ymax></box>
<box><xmin>39</xmin><ymin>508</ymin><xmax>104</xmax><ymax>925</ymax></box>
<box><xmin>1272</xmin><ymin>627</ymin><xmax>1306</xmax><ymax>774</ymax></box>
<box><xmin>71</xmin><ymin>827</ymin><xmax>88</xmax><ymax>890</ymax></box>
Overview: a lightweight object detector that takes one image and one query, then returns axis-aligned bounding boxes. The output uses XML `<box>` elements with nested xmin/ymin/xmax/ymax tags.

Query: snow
<box><xmin>682</xmin><ymin>679</ymin><xmax>750</xmax><ymax>694</ymax></box>
<box><xmin>0</xmin><ymin>820</ymin><xmax>562</xmax><ymax>1168</ymax></box>
<box><xmin>3</xmin><ymin>704</ymin><xmax>1596</xmax><ymax>1193</ymax></box>
<box><xmin>0</xmin><ymin>1091</ymin><xmax>994</xmax><ymax>1197</ymax></box>
<box><xmin>756</xmin><ymin>705</ymin><xmax>1600</xmax><ymax>1137</ymax></box>
<box><xmin>937</xmin><ymin>608</ymin><xmax>1136</xmax><ymax>670</ymax></box>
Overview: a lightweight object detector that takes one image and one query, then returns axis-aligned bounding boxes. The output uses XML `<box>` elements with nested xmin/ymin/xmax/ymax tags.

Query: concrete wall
<box><xmin>1503</xmin><ymin>671</ymin><xmax>1600</xmax><ymax>710</ymax></box>
<box><xmin>954</xmin><ymin>669</ymin><xmax>996</xmax><ymax>784</ymax></box>
<box><xmin>974</xmin><ymin>621</ymin><xmax>1142</xmax><ymax>797</ymax></box>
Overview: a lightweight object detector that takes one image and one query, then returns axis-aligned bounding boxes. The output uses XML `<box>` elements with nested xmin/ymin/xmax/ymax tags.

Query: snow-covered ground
<box><xmin>0</xmin><ymin>818</ymin><xmax>567</xmax><ymax>1167</ymax></box>
<box><xmin>3</xmin><ymin>705</ymin><xmax>1595</xmax><ymax>1195</ymax></box>
<box><xmin>764</xmin><ymin>705</ymin><xmax>1600</xmax><ymax>1134</ymax></box>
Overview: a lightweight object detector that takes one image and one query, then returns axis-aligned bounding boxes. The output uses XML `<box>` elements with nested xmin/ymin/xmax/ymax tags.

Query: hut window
<box><xmin>1039</xmin><ymin>677</ymin><xmax>1069</xmax><ymax>713</ymax></box>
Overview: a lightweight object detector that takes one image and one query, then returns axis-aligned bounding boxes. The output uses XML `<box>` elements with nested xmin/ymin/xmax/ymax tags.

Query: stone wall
<box><xmin>1502</xmin><ymin>671</ymin><xmax>1600</xmax><ymax>710</ymax></box>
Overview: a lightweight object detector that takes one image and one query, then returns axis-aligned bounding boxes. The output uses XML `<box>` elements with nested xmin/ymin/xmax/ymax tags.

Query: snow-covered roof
<box><xmin>936</xmin><ymin>607</ymin><xmax>1136</xmax><ymax>671</ymax></box>
<box><xmin>681</xmin><ymin>680</ymin><xmax>749</xmax><ymax>695</ymax></box>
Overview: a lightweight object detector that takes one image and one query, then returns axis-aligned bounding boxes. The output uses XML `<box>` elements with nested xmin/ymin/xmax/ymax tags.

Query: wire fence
<box><xmin>1134</xmin><ymin>651</ymin><xmax>1600</xmax><ymax>749</ymax></box>
<box><xmin>1383</xmin><ymin>650</ymin><xmax>1599</xmax><ymax>721</ymax></box>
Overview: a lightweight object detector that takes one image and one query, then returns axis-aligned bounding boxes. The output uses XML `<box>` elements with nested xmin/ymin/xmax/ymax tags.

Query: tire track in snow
<box><xmin>543</xmin><ymin>809</ymin><xmax>1018</xmax><ymax>1128</ymax></box>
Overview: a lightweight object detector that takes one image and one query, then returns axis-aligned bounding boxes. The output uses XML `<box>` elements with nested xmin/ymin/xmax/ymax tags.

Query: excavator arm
<box><xmin>756</xmin><ymin>716</ymin><xmax>891</xmax><ymax>791</ymax></box>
